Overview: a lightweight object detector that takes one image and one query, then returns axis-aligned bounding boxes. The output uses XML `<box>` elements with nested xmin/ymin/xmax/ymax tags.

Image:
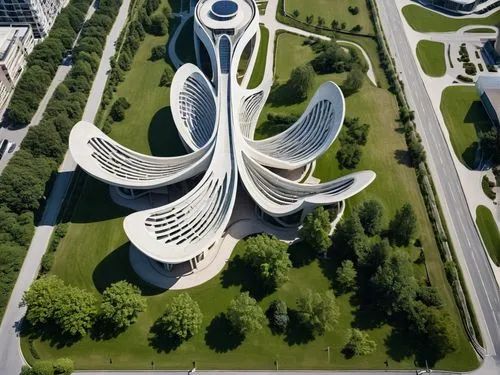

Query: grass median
<box><xmin>476</xmin><ymin>205</ymin><xmax>500</xmax><ymax>267</ymax></box>
<box><xmin>416</xmin><ymin>40</ymin><xmax>446</xmax><ymax>77</ymax></box>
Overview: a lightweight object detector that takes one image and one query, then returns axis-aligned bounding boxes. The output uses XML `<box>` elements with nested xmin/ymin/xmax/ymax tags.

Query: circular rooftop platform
<box><xmin>211</xmin><ymin>1</ymin><xmax>238</xmax><ymax>20</ymax></box>
<box><xmin>197</xmin><ymin>0</ymin><xmax>253</xmax><ymax>31</ymax></box>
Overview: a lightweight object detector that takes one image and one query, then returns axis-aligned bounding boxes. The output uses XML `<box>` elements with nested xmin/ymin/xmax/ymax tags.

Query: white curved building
<box><xmin>69</xmin><ymin>0</ymin><xmax>375</xmax><ymax>276</ymax></box>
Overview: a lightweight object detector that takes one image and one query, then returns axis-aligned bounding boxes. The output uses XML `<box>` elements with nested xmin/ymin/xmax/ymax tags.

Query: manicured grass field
<box><xmin>440</xmin><ymin>86</ymin><xmax>492</xmax><ymax>169</ymax></box>
<box><xmin>402</xmin><ymin>5</ymin><xmax>500</xmax><ymax>32</ymax></box>
<box><xmin>248</xmin><ymin>24</ymin><xmax>269</xmax><ymax>89</ymax></box>
<box><xmin>464</xmin><ymin>27</ymin><xmax>496</xmax><ymax>33</ymax></box>
<box><xmin>285</xmin><ymin>0</ymin><xmax>374</xmax><ymax>35</ymax></box>
<box><xmin>21</xmin><ymin>19</ymin><xmax>477</xmax><ymax>374</ymax></box>
<box><xmin>416</xmin><ymin>40</ymin><xmax>446</xmax><ymax>77</ymax></box>
<box><xmin>476</xmin><ymin>205</ymin><xmax>500</xmax><ymax>267</ymax></box>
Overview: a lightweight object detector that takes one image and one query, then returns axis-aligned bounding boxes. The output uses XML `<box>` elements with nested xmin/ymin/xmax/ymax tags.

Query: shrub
<box><xmin>482</xmin><ymin>175</ymin><xmax>496</xmax><ymax>200</ymax></box>
<box><xmin>150</xmin><ymin>44</ymin><xmax>166</xmax><ymax>61</ymax></box>
<box><xmin>159</xmin><ymin>65</ymin><xmax>174</xmax><ymax>86</ymax></box>
<box><xmin>268</xmin><ymin>299</ymin><xmax>289</xmax><ymax>333</ymax></box>
<box><xmin>149</xmin><ymin>13</ymin><xmax>168</xmax><ymax>36</ymax></box>
<box><xmin>53</xmin><ymin>357</ymin><xmax>74</xmax><ymax>374</ymax></box>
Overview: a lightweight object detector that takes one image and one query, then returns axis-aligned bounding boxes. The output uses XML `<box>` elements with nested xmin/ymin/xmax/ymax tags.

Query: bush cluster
<box><xmin>309</xmin><ymin>39</ymin><xmax>367</xmax><ymax>75</ymax></box>
<box><xmin>21</xmin><ymin>358</ymin><xmax>74</xmax><ymax>375</ymax></box>
<box><xmin>336</xmin><ymin>117</ymin><xmax>370</xmax><ymax>169</ymax></box>
<box><xmin>0</xmin><ymin>0</ymin><xmax>123</xmax><ymax>320</ymax></box>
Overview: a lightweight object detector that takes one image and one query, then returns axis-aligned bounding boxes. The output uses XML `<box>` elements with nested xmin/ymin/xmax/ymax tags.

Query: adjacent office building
<box><xmin>428</xmin><ymin>0</ymin><xmax>495</xmax><ymax>14</ymax></box>
<box><xmin>476</xmin><ymin>74</ymin><xmax>500</xmax><ymax>127</ymax></box>
<box><xmin>0</xmin><ymin>25</ymin><xmax>33</xmax><ymax>107</ymax></box>
<box><xmin>0</xmin><ymin>0</ymin><xmax>68</xmax><ymax>38</ymax></box>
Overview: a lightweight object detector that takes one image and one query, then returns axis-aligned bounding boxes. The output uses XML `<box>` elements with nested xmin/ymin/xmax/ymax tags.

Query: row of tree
<box><xmin>24</xmin><ymin>277</ymin><xmax>146</xmax><ymax>337</ymax></box>
<box><xmin>290</xmin><ymin>10</ymin><xmax>364</xmax><ymax>33</ymax></box>
<box><xmin>0</xmin><ymin>0</ymin><xmax>124</xmax><ymax>319</ymax></box>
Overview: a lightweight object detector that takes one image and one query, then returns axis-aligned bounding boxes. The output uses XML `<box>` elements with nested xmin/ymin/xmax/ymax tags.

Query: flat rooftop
<box><xmin>0</xmin><ymin>26</ymin><xmax>29</xmax><ymax>61</ymax></box>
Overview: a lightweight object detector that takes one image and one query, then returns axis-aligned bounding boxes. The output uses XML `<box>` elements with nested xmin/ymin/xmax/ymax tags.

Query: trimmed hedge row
<box><xmin>0</xmin><ymin>0</ymin><xmax>124</xmax><ymax>320</ymax></box>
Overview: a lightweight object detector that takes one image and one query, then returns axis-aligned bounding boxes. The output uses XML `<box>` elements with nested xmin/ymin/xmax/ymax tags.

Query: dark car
<box><xmin>0</xmin><ymin>139</ymin><xmax>8</xmax><ymax>159</ymax></box>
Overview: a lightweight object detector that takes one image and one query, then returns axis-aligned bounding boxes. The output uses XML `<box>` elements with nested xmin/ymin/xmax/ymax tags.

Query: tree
<box><xmin>150</xmin><ymin>13</ymin><xmax>168</xmax><ymax>36</ymax></box>
<box><xmin>336</xmin><ymin>260</ymin><xmax>357</xmax><ymax>291</ymax></box>
<box><xmin>160</xmin><ymin>65</ymin><xmax>174</xmax><ymax>86</ymax></box>
<box><xmin>23</xmin><ymin>123</ymin><xmax>64</xmax><ymax>160</ymax></box>
<box><xmin>268</xmin><ymin>299</ymin><xmax>289</xmax><ymax>333</ymax></box>
<box><xmin>357</xmin><ymin>199</ymin><xmax>383</xmax><ymax>236</ymax></box>
<box><xmin>53</xmin><ymin>357</ymin><xmax>74</xmax><ymax>374</ymax></box>
<box><xmin>342</xmin><ymin>65</ymin><xmax>364</xmax><ymax>95</ymax></box>
<box><xmin>100</xmin><ymin>281</ymin><xmax>147</xmax><ymax>329</ymax></box>
<box><xmin>336</xmin><ymin>143</ymin><xmax>361</xmax><ymax>169</ymax></box>
<box><xmin>296</xmin><ymin>290</ymin><xmax>339</xmax><ymax>335</ymax></box>
<box><xmin>158</xmin><ymin>293</ymin><xmax>203</xmax><ymax>340</ymax></box>
<box><xmin>344</xmin><ymin>328</ymin><xmax>376</xmax><ymax>356</ymax></box>
<box><xmin>365</xmin><ymin>238</ymin><xmax>391</xmax><ymax>271</ymax></box>
<box><xmin>30</xmin><ymin>360</ymin><xmax>54</xmax><ymax>375</ymax></box>
<box><xmin>299</xmin><ymin>206</ymin><xmax>332</xmax><ymax>255</ymax></box>
<box><xmin>23</xmin><ymin>275</ymin><xmax>65</xmax><ymax>326</ymax></box>
<box><xmin>292</xmin><ymin>9</ymin><xmax>300</xmax><ymax>18</ymax></box>
<box><xmin>110</xmin><ymin>97</ymin><xmax>130</xmax><ymax>121</ymax></box>
<box><xmin>317</xmin><ymin>16</ymin><xmax>325</xmax><ymax>27</ymax></box>
<box><xmin>288</xmin><ymin>64</ymin><xmax>315</xmax><ymax>101</ymax></box>
<box><xmin>306</xmin><ymin>15</ymin><xmax>314</xmax><ymax>24</ymax></box>
<box><xmin>352</xmin><ymin>24</ymin><xmax>363</xmax><ymax>32</ymax></box>
<box><xmin>389</xmin><ymin>203</ymin><xmax>417</xmax><ymax>246</ymax></box>
<box><xmin>150</xmin><ymin>45</ymin><xmax>165</xmax><ymax>61</ymax></box>
<box><xmin>333</xmin><ymin>212</ymin><xmax>368</xmax><ymax>264</ymax></box>
<box><xmin>54</xmin><ymin>285</ymin><xmax>97</xmax><ymax>336</ymax></box>
<box><xmin>227</xmin><ymin>292</ymin><xmax>266</xmax><ymax>335</ymax></box>
<box><xmin>331</xmin><ymin>19</ymin><xmax>339</xmax><ymax>29</ymax></box>
<box><xmin>417</xmin><ymin>286</ymin><xmax>443</xmax><ymax>308</ymax></box>
<box><xmin>243</xmin><ymin>234</ymin><xmax>291</xmax><ymax>289</ymax></box>
<box><xmin>408</xmin><ymin>137</ymin><xmax>426</xmax><ymax>166</ymax></box>
<box><xmin>371</xmin><ymin>249</ymin><xmax>417</xmax><ymax>315</ymax></box>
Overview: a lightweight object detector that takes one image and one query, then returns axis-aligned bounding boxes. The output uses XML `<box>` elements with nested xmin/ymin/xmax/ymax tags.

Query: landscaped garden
<box><xmin>285</xmin><ymin>0</ymin><xmax>374</xmax><ymax>35</ymax></box>
<box><xmin>440</xmin><ymin>86</ymin><xmax>492</xmax><ymax>169</ymax></box>
<box><xmin>476</xmin><ymin>205</ymin><xmax>500</xmax><ymax>267</ymax></box>
<box><xmin>402</xmin><ymin>4</ymin><xmax>500</xmax><ymax>32</ymax></box>
<box><xmin>416</xmin><ymin>40</ymin><xmax>446</xmax><ymax>77</ymax></box>
<box><xmin>19</xmin><ymin>12</ymin><xmax>480</xmax><ymax>369</ymax></box>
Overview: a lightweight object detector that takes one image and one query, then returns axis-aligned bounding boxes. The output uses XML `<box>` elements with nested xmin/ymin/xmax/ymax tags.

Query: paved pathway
<box><xmin>0</xmin><ymin>0</ymin><xmax>131</xmax><ymax>374</ymax></box>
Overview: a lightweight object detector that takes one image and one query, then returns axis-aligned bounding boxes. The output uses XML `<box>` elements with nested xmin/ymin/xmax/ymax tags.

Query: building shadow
<box><xmin>148</xmin><ymin>106</ymin><xmax>186</xmax><ymax>157</ymax></box>
<box><xmin>204</xmin><ymin>313</ymin><xmax>244</xmax><ymax>352</ymax></box>
<box><xmin>92</xmin><ymin>242</ymin><xmax>165</xmax><ymax>296</ymax></box>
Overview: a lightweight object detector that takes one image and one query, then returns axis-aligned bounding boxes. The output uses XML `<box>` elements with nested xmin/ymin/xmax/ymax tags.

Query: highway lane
<box><xmin>376</xmin><ymin>0</ymin><xmax>500</xmax><ymax>360</ymax></box>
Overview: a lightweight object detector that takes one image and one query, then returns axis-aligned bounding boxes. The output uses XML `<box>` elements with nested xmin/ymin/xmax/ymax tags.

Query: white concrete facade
<box><xmin>69</xmin><ymin>0</ymin><xmax>375</xmax><ymax>276</ymax></box>
<box><xmin>0</xmin><ymin>25</ymin><xmax>33</xmax><ymax>107</ymax></box>
<box><xmin>0</xmin><ymin>0</ymin><xmax>68</xmax><ymax>38</ymax></box>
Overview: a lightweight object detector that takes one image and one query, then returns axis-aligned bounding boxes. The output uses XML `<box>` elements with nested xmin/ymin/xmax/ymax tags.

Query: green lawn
<box><xmin>464</xmin><ymin>27</ymin><xmax>496</xmax><ymax>33</ymax></box>
<box><xmin>402</xmin><ymin>5</ymin><xmax>500</xmax><ymax>32</ymax></box>
<box><xmin>21</xmin><ymin>20</ymin><xmax>477</xmax><ymax>374</ymax></box>
<box><xmin>476</xmin><ymin>205</ymin><xmax>500</xmax><ymax>267</ymax></box>
<box><xmin>285</xmin><ymin>0</ymin><xmax>374</xmax><ymax>35</ymax></box>
<box><xmin>248</xmin><ymin>24</ymin><xmax>269</xmax><ymax>89</ymax></box>
<box><xmin>255</xmin><ymin>32</ymin><xmax>477</xmax><ymax>370</ymax></box>
<box><xmin>416</xmin><ymin>40</ymin><xmax>446</xmax><ymax>77</ymax></box>
<box><xmin>440</xmin><ymin>86</ymin><xmax>492</xmax><ymax>169</ymax></box>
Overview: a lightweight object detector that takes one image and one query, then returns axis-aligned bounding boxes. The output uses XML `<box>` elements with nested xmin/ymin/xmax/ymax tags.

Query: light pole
<box><xmin>324</xmin><ymin>346</ymin><xmax>330</xmax><ymax>363</ymax></box>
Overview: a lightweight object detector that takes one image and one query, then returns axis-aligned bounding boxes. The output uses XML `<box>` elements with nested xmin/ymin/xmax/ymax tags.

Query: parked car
<box><xmin>0</xmin><ymin>139</ymin><xmax>8</xmax><ymax>159</ymax></box>
<box><xmin>8</xmin><ymin>142</ymin><xmax>16</xmax><ymax>153</ymax></box>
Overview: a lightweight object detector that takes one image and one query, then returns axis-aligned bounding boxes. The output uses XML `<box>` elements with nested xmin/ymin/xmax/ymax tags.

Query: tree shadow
<box><xmin>148</xmin><ymin>319</ymin><xmax>183</xmax><ymax>353</ymax></box>
<box><xmin>89</xmin><ymin>316</ymin><xmax>126</xmax><ymax>341</ymax></box>
<box><xmin>148</xmin><ymin>106</ymin><xmax>186</xmax><ymax>157</ymax></box>
<box><xmin>341</xmin><ymin>346</ymin><xmax>355</xmax><ymax>359</ymax></box>
<box><xmin>92</xmin><ymin>242</ymin><xmax>165</xmax><ymax>296</ymax></box>
<box><xmin>284</xmin><ymin>309</ymin><xmax>314</xmax><ymax>346</ymax></box>
<box><xmin>220</xmin><ymin>255</ymin><xmax>269</xmax><ymax>300</ymax></box>
<box><xmin>204</xmin><ymin>313</ymin><xmax>244</xmax><ymax>352</ymax></box>
<box><xmin>288</xmin><ymin>241</ymin><xmax>316</xmax><ymax>268</ymax></box>
<box><xmin>267</xmin><ymin>82</ymin><xmax>305</xmax><ymax>107</ymax></box>
<box><xmin>462</xmin><ymin>141</ymin><xmax>478</xmax><ymax>170</ymax></box>
<box><xmin>19</xmin><ymin>319</ymin><xmax>81</xmax><ymax>349</ymax></box>
<box><xmin>394</xmin><ymin>149</ymin><xmax>412</xmax><ymax>167</ymax></box>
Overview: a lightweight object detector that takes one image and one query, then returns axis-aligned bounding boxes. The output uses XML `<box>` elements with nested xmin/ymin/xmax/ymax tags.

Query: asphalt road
<box><xmin>376</xmin><ymin>0</ymin><xmax>500</xmax><ymax>362</ymax></box>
